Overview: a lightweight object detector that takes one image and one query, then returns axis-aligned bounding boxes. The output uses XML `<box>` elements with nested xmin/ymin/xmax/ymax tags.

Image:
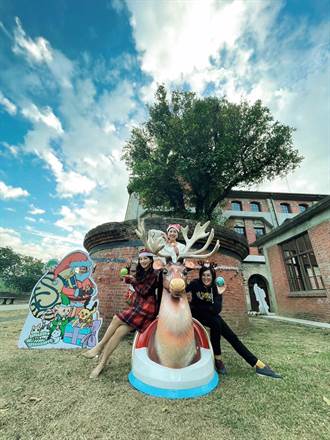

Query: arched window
<box><xmin>299</xmin><ymin>204</ymin><xmax>308</xmax><ymax>213</ymax></box>
<box><xmin>250</xmin><ymin>201</ymin><xmax>261</xmax><ymax>212</ymax></box>
<box><xmin>231</xmin><ymin>200</ymin><xmax>242</xmax><ymax>211</ymax></box>
<box><xmin>280</xmin><ymin>203</ymin><xmax>291</xmax><ymax>213</ymax></box>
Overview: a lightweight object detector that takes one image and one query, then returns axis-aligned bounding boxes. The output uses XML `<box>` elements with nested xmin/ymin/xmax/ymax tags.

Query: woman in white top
<box><xmin>161</xmin><ymin>224</ymin><xmax>185</xmax><ymax>263</ymax></box>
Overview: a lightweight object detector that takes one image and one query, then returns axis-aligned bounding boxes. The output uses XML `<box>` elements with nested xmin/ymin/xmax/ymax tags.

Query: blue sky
<box><xmin>0</xmin><ymin>0</ymin><xmax>329</xmax><ymax>261</ymax></box>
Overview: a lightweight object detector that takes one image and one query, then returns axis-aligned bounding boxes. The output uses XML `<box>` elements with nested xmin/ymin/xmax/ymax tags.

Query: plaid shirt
<box><xmin>131</xmin><ymin>269</ymin><xmax>158</xmax><ymax>298</ymax></box>
<box><xmin>118</xmin><ymin>269</ymin><xmax>159</xmax><ymax>332</ymax></box>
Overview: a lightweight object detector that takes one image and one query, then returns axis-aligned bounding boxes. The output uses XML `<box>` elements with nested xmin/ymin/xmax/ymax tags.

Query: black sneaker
<box><xmin>215</xmin><ymin>359</ymin><xmax>227</xmax><ymax>375</ymax></box>
<box><xmin>256</xmin><ymin>365</ymin><xmax>282</xmax><ymax>379</ymax></box>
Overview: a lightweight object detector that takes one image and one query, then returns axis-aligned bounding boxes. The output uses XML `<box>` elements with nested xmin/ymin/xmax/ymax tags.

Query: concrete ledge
<box><xmin>258</xmin><ymin>314</ymin><xmax>330</xmax><ymax>329</ymax></box>
<box><xmin>0</xmin><ymin>303</ymin><xmax>29</xmax><ymax>312</ymax></box>
<box><xmin>288</xmin><ymin>290</ymin><xmax>327</xmax><ymax>298</ymax></box>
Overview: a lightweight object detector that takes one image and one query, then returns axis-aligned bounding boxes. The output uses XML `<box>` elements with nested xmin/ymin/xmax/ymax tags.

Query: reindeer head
<box><xmin>154</xmin><ymin>257</ymin><xmax>196</xmax><ymax>299</ymax></box>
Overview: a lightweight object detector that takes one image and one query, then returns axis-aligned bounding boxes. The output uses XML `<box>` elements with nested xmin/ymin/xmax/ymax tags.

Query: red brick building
<box><xmin>253</xmin><ymin>196</ymin><xmax>330</xmax><ymax>323</ymax></box>
<box><xmin>125</xmin><ymin>190</ymin><xmax>327</xmax><ymax>315</ymax></box>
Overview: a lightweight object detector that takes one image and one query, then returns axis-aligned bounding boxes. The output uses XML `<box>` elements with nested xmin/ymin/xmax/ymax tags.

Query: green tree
<box><xmin>123</xmin><ymin>85</ymin><xmax>303</xmax><ymax>220</ymax></box>
<box><xmin>0</xmin><ymin>247</ymin><xmax>44</xmax><ymax>293</ymax></box>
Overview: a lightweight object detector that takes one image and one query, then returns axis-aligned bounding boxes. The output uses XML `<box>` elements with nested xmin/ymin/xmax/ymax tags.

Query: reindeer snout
<box><xmin>169</xmin><ymin>278</ymin><xmax>185</xmax><ymax>294</ymax></box>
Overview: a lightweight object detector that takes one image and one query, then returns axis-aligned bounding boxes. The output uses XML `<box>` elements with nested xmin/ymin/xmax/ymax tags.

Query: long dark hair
<box><xmin>135</xmin><ymin>256</ymin><xmax>154</xmax><ymax>282</ymax></box>
<box><xmin>198</xmin><ymin>266</ymin><xmax>218</xmax><ymax>296</ymax></box>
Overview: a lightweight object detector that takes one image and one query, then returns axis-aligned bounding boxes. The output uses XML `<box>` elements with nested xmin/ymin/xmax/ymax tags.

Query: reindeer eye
<box><xmin>162</xmin><ymin>268</ymin><xmax>168</xmax><ymax>275</ymax></box>
<box><xmin>182</xmin><ymin>269</ymin><xmax>188</xmax><ymax>276</ymax></box>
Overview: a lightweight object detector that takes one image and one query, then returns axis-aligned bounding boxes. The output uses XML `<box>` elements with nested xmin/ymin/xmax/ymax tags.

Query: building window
<box><xmin>280</xmin><ymin>203</ymin><xmax>291</xmax><ymax>213</ymax></box>
<box><xmin>231</xmin><ymin>201</ymin><xmax>242</xmax><ymax>211</ymax></box>
<box><xmin>234</xmin><ymin>225</ymin><xmax>246</xmax><ymax>236</ymax></box>
<box><xmin>281</xmin><ymin>233</ymin><xmax>325</xmax><ymax>292</ymax></box>
<box><xmin>299</xmin><ymin>204</ymin><xmax>308</xmax><ymax>213</ymax></box>
<box><xmin>250</xmin><ymin>201</ymin><xmax>261</xmax><ymax>212</ymax></box>
<box><xmin>254</xmin><ymin>227</ymin><xmax>266</xmax><ymax>237</ymax></box>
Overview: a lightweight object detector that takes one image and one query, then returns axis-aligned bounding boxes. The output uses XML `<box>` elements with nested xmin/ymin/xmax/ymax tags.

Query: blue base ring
<box><xmin>128</xmin><ymin>371</ymin><xmax>219</xmax><ymax>399</ymax></box>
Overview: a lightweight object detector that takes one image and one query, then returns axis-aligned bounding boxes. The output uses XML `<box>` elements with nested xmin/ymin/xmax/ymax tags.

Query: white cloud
<box><xmin>0</xmin><ymin>181</ymin><xmax>29</xmax><ymax>199</ymax></box>
<box><xmin>29</xmin><ymin>204</ymin><xmax>46</xmax><ymax>215</ymax></box>
<box><xmin>126</xmin><ymin>0</ymin><xmax>247</xmax><ymax>85</ymax></box>
<box><xmin>21</xmin><ymin>103</ymin><xmax>63</xmax><ymax>133</ymax></box>
<box><xmin>0</xmin><ymin>226</ymin><xmax>84</xmax><ymax>261</ymax></box>
<box><xmin>25</xmin><ymin>216</ymin><xmax>36</xmax><ymax>223</ymax></box>
<box><xmin>1</xmin><ymin>142</ymin><xmax>19</xmax><ymax>156</ymax></box>
<box><xmin>0</xmin><ymin>227</ymin><xmax>24</xmax><ymax>249</ymax></box>
<box><xmin>0</xmin><ymin>21</ymin><xmax>12</xmax><ymax>39</ymax></box>
<box><xmin>12</xmin><ymin>17</ymin><xmax>74</xmax><ymax>89</ymax></box>
<box><xmin>21</xmin><ymin>123</ymin><xmax>60</xmax><ymax>158</ymax></box>
<box><xmin>111</xmin><ymin>0</ymin><xmax>126</xmax><ymax>14</ymax></box>
<box><xmin>55</xmin><ymin>190</ymin><xmax>127</xmax><ymax>234</ymax></box>
<box><xmin>43</xmin><ymin>151</ymin><xmax>97</xmax><ymax>198</ymax></box>
<box><xmin>12</xmin><ymin>17</ymin><xmax>53</xmax><ymax>63</ymax></box>
<box><xmin>0</xmin><ymin>91</ymin><xmax>17</xmax><ymax>115</ymax></box>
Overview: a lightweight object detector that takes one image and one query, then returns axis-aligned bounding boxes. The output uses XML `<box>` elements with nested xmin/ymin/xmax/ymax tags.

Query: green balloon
<box><xmin>120</xmin><ymin>268</ymin><xmax>129</xmax><ymax>277</ymax></box>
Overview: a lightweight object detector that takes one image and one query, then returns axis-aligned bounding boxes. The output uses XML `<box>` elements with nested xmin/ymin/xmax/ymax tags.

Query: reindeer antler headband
<box><xmin>135</xmin><ymin>219</ymin><xmax>220</xmax><ymax>260</ymax></box>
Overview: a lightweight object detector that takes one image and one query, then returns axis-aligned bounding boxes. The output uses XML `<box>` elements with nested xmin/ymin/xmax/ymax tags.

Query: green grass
<box><xmin>0</xmin><ymin>312</ymin><xmax>329</xmax><ymax>440</ymax></box>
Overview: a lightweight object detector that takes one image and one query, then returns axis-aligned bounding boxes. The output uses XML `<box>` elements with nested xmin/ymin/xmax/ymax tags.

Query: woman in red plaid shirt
<box><xmin>83</xmin><ymin>249</ymin><xmax>159</xmax><ymax>379</ymax></box>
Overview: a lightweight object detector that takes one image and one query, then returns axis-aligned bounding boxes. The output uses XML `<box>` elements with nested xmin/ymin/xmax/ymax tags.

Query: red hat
<box><xmin>167</xmin><ymin>224</ymin><xmax>181</xmax><ymax>233</ymax></box>
<box><xmin>138</xmin><ymin>248</ymin><xmax>154</xmax><ymax>257</ymax></box>
<box><xmin>54</xmin><ymin>251</ymin><xmax>91</xmax><ymax>278</ymax></box>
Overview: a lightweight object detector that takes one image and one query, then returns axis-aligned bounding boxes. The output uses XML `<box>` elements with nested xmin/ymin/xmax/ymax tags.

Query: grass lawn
<box><xmin>0</xmin><ymin>311</ymin><xmax>329</xmax><ymax>440</ymax></box>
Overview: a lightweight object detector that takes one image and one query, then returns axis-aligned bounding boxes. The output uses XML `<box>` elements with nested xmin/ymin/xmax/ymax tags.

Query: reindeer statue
<box><xmin>128</xmin><ymin>220</ymin><xmax>220</xmax><ymax>398</ymax></box>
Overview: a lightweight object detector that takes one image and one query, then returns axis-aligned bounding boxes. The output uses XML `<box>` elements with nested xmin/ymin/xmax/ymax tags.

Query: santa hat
<box><xmin>138</xmin><ymin>248</ymin><xmax>154</xmax><ymax>257</ymax></box>
<box><xmin>167</xmin><ymin>224</ymin><xmax>181</xmax><ymax>233</ymax></box>
<box><xmin>54</xmin><ymin>251</ymin><xmax>92</xmax><ymax>277</ymax></box>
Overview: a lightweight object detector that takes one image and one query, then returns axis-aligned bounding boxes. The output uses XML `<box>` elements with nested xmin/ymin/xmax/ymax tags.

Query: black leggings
<box><xmin>193</xmin><ymin>311</ymin><xmax>258</xmax><ymax>367</ymax></box>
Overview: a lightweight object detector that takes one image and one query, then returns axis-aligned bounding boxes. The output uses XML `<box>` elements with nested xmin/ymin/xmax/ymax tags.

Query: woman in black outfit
<box><xmin>186</xmin><ymin>265</ymin><xmax>281</xmax><ymax>379</ymax></box>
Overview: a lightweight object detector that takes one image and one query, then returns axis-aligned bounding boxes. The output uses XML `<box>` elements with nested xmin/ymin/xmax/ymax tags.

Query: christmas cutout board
<box><xmin>18</xmin><ymin>250</ymin><xmax>102</xmax><ymax>349</ymax></box>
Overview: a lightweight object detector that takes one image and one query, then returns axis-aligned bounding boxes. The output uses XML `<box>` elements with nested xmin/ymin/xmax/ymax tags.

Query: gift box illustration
<box><xmin>63</xmin><ymin>320</ymin><xmax>101</xmax><ymax>347</ymax></box>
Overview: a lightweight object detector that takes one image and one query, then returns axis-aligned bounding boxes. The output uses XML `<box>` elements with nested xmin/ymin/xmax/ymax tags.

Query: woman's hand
<box><xmin>216</xmin><ymin>285</ymin><xmax>226</xmax><ymax>295</ymax></box>
<box><xmin>124</xmin><ymin>275</ymin><xmax>136</xmax><ymax>284</ymax></box>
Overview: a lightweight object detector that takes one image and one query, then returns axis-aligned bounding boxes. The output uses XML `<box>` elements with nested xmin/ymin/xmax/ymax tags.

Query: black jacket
<box><xmin>186</xmin><ymin>279</ymin><xmax>222</xmax><ymax>316</ymax></box>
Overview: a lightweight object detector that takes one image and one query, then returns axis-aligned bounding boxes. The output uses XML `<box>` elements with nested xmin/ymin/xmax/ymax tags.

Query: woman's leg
<box><xmin>193</xmin><ymin>312</ymin><xmax>227</xmax><ymax>373</ymax></box>
<box><xmin>219</xmin><ymin>317</ymin><xmax>258</xmax><ymax>367</ymax></box>
<box><xmin>83</xmin><ymin>315</ymin><xmax>124</xmax><ymax>358</ymax></box>
<box><xmin>193</xmin><ymin>312</ymin><xmax>222</xmax><ymax>356</ymax></box>
<box><xmin>89</xmin><ymin>324</ymin><xmax>133</xmax><ymax>378</ymax></box>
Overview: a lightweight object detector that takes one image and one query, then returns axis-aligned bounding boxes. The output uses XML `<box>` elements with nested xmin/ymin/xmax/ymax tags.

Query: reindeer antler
<box><xmin>135</xmin><ymin>218</ymin><xmax>167</xmax><ymax>256</ymax></box>
<box><xmin>180</xmin><ymin>221</ymin><xmax>220</xmax><ymax>259</ymax></box>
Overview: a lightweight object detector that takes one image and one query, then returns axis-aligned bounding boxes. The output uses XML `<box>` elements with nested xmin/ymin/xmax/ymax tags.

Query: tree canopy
<box><xmin>0</xmin><ymin>247</ymin><xmax>44</xmax><ymax>293</ymax></box>
<box><xmin>123</xmin><ymin>85</ymin><xmax>303</xmax><ymax>220</ymax></box>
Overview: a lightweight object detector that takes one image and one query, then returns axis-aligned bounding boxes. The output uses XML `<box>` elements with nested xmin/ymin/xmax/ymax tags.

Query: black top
<box><xmin>186</xmin><ymin>279</ymin><xmax>222</xmax><ymax>315</ymax></box>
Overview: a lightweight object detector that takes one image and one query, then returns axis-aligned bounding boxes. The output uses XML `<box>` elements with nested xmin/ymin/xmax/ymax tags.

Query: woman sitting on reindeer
<box><xmin>83</xmin><ymin>248</ymin><xmax>159</xmax><ymax>379</ymax></box>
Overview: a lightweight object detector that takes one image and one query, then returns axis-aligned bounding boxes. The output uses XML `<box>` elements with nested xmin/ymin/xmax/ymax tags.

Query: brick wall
<box><xmin>244</xmin><ymin>219</ymin><xmax>259</xmax><ymax>255</ymax></box>
<box><xmin>92</xmin><ymin>246</ymin><xmax>249</xmax><ymax>335</ymax></box>
<box><xmin>266</xmin><ymin>223</ymin><xmax>330</xmax><ymax>322</ymax></box>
